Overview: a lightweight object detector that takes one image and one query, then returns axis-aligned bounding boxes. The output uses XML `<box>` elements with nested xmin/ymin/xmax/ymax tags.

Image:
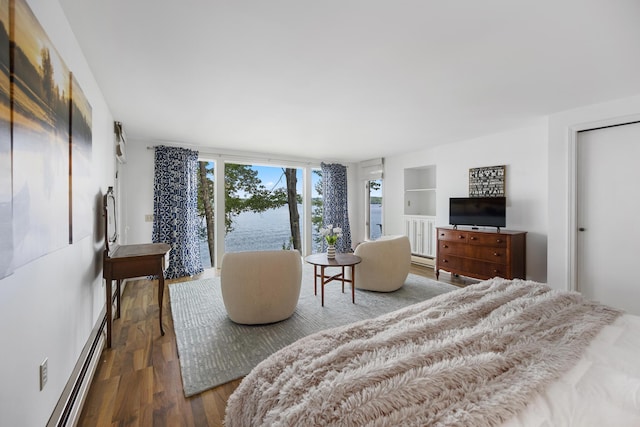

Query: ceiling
<box><xmin>59</xmin><ymin>0</ymin><xmax>640</xmax><ymax>162</ymax></box>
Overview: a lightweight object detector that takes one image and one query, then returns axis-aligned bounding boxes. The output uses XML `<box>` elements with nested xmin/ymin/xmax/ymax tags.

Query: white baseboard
<box><xmin>66</xmin><ymin>333</ymin><xmax>105</xmax><ymax>427</ymax></box>
<box><xmin>411</xmin><ymin>255</ymin><xmax>435</xmax><ymax>268</ymax></box>
<box><xmin>47</xmin><ymin>279</ymin><xmax>128</xmax><ymax>426</ymax></box>
<box><xmin>47</xmin><ymin>312</ymin><xmax>106</xmax><ymax>427</ymax></box>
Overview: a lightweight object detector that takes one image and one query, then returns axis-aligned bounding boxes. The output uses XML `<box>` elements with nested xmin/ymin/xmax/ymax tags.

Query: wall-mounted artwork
<box><xmin>0</xmin><ymin>0</ymin><xmax>12</xmax><ymax>279</ymax></box>
<box><xmin>469</xmin><ymin>165</ymin><xmax>505</xmax><ymax>197</ymax></box>
<box><xmin>70</xmin><ymin>72</ymin><xmax>93</xmax><ymax>243</ymax></box>
<box><xmin>11</xmin><ymin>0</ymin><xmax>70</xmax><ymax>267</ymax></box>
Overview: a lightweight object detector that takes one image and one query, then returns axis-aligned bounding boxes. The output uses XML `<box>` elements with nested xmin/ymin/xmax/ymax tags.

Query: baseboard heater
<box><xmin>47</xmin><ymin>282</ymin><xmax>123</xmax><ymax>426</ymax></box>
<box><xmin>411</xmin><ymin>254</ymin><xmax>434</xmax><ymax>267</ymax></box>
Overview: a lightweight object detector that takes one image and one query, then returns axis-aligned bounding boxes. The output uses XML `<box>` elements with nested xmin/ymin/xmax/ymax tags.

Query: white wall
<box><xmin>0</xmin><ymin>1</ymin><xmax>115</xmax><ymax>425</ymax></box>
<box><xmin>119</xmin><ymin>142</ymin><xmax>156</xmax><ymax>245</ymax></box>
<box><xmin>547</xmin><ymin>94</ymin><xmax>640</xmax><ymax>290</ymax></box>
<box><xmin>385</xmin><ymin>122</ymin><xmax>549</xmax><ymax>282</ymax></box>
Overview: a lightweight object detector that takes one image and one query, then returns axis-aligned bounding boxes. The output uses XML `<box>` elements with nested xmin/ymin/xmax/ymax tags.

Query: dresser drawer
<box><xmin>437</xmin><ymin>241</ymin><xmax>466</xmax><ymax>255</ymax></box>
<box><xmin>437</xmin><ymin>229</ymin><xmax>468</xmax><ymax>243</ymax></box>
<box><xmin>466</xmin><ymin>246</ymin><xmax>508</xmax><ymax>264</ymax></box>
<box><xmin>465</xmin><ymin>259</ymin><xmax>509</xmax><ymax>279</ymax></box>
<box><xmin>467</xmin><ymin>233</ymin><xmax>508</xmax><ymax>247</ymax></box>
<box><xmin>438</xmin><ymin>241</ymin><xmax>508</xmax><ymax>264</ymax></box>
<box><xmin>437</xmin><ymin>254</ymin><xmax>465</xmax><ymax>271</ymax></box>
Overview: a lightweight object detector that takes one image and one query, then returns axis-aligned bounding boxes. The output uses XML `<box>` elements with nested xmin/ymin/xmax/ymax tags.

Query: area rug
<box><xmin>169</xmin><ymin>265</ymin><xmax>458</xmax><ymax>397</ymax></box>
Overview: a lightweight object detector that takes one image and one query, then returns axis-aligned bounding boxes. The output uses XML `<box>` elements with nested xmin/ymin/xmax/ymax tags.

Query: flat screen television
<box><xmin>449</xmin><ymin>197</ymin><xmax>506</xmax><ymax>229</ymax></box>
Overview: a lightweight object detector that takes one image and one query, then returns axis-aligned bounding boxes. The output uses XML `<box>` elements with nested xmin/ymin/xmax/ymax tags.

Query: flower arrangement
<box><xmin>320</xmin><ymin>225</ymin><xmax>342</xmax><ymax>246</ymax></box>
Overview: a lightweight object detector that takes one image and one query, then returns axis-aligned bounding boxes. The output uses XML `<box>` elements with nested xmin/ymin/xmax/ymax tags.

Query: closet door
<box><xmin>577</xmin><ymin>121</ymin><xmax>640</xmax><ymax>315</ymax></box>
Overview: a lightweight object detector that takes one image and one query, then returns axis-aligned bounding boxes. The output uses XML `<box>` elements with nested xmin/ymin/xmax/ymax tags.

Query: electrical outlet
<box><xmin>144</xmin><ymin>214</ymin><xmax>153</xmax><ymax>222</ymax></box>
<box><xmin>39</xmin><ymin>358</ymin><xmax>48</xmax><ymax>390</ymax></box>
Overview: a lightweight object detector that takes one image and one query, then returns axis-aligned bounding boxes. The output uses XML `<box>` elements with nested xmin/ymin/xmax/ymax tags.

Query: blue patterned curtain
<box><xmin>321</xmin><ymin>162</ymin><xmax>352</xmax><ymax>253</ymax></box>
<box><xmin>152</xmin><ymin>146</ymin><xmax>203</xmax><ymax>279</ymax></box>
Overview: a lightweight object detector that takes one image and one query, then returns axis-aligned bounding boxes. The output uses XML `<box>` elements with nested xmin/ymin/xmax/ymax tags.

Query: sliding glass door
<box><xmin>197</xmin><ymin>160</ymin><xmax>312</xmax><ymax>268</ymax></box>
<box><xmin>365</xmin><ymin>179</ymin><xmax>383</xmax><ymax>240</ymax></box>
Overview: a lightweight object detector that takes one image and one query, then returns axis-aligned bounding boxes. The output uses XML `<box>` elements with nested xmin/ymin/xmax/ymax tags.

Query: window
<box><xmin>311</xmin><ymin>168</ymin><xmax>324</xmax><ymax>253</ymax></box>
<box><xmin>365</xmin><ymin>179</ymin><xmax>383</xmax><ymax>240</ymax></box>
<box><xmin>197</xmin><ymin>161</ymin><xmax>307</xmax><ymax>268</ymax></box>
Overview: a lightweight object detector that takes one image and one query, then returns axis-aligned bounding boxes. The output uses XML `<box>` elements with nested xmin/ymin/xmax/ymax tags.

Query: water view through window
<box><xmin>198</xmin><ymin>203</ymin><xmax>382</xmax><ymax>269</ymax></box>
<box><xmin>197</xmin><ymin>165</ymin><xmax>382</xmax><ymax>269</ymax></box>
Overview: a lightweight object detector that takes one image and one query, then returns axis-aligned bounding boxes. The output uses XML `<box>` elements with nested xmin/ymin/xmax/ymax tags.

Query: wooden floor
<box><xmin>78</xmin><ymin>264</ymin><xmax>469</xmax><ymax>427</ymax></box>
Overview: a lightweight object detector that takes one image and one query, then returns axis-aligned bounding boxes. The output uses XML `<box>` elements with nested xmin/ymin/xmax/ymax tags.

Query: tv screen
<box><xmin>449</xmin><ymin>197</ymin><xmax>506</xmax><ymax>228</ymax></box>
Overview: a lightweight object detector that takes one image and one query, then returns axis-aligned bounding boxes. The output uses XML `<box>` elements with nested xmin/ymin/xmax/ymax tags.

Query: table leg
<box><xmin>341</xmin><ymin>266</ymin><xmax>345</xmax><ymax>293</ymax></box>
<box><xmin>314</xmin><ymin>265</ymin><xmax>318</xmax><ymax>295</ymax></box>
<box><xmin>158</xmin><ymin>267</ymin><xmax>165</xmax><ymax>336</ymax></box>
<box><xmin>351</xmin><ymin>265</ymin><xmax>356</xmax><ymax>304</ymax></box>
<box><xmin>116</xmin><ymin>280</ymin><xmax>121</xmax><ymax>319</ymax></box>
<box><xmin>321</xmin><ymin>265</ymin><xmax>325</xmax><ymax>307</ymax></box>
<box><xmin>106</xmin><ymin>278</ymin><xmax>112</xmax><ymax>348</ymax></box>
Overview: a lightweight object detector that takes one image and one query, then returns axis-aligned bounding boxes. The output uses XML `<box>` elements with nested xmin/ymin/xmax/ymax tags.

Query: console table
<box><xmin>305</xmin><ymin>253</ymin><xmax>361</xmax><ymax>306</ymax></box>
<box><xmin>103</xmin><ymin>243</ymin><xmax>171</xmax><ymax>348</ymax></box>
<box><xmin>435</xmin><ymin>227</ymin><xmax>526</xmax><ymax>281</ymax></box>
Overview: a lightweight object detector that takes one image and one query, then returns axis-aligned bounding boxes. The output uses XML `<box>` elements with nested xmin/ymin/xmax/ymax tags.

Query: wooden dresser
<box><xmin>436</xmin><ymin>227</ymin><xmax>526</xmax><ymax>281</ymax></box>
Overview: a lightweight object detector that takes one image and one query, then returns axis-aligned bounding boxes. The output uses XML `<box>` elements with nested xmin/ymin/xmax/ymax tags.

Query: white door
<box><xmin>577</xmin><ymin>121</ymin><xmax>640</xmax><ymax>315</ymax></box>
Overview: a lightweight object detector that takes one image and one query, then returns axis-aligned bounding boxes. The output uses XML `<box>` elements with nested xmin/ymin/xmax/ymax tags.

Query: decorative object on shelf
<box><xmin>320</xmin><ymin>225</ymin><xmax>342</xmax><ymax>259</ymax></box>
<box><xmin>469</xmin><ymin>165</ymin><xmax>505</xmax><ymax>197</ymax></box>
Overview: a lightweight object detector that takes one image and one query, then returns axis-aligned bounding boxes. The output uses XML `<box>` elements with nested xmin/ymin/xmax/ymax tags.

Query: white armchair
<box><xmin>220</xmin><ymin>250</ymin><xmax>302</xmax><ymax>324</ymax></box>
<box><xmin>350</xmin><ymin>235</ymin><xmax>411</xmax><ymax>292</ymax></box>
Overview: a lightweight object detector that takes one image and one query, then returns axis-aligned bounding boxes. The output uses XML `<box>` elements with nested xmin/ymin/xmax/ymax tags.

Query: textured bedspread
<box><xmin>225</xmin><ymin>278</ymin><xmax>621</xmax><ymax>427</ymax></box>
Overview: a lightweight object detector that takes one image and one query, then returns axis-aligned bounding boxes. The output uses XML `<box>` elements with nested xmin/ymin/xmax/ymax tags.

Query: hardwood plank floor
<box><xmin>78</xmin><ymin>263</ymin><xmax>468</xmax><ymax>426</ymax></box>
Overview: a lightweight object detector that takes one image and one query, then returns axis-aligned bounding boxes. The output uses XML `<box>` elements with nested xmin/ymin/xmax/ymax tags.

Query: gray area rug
<box><xmin>169</xmin><ymin>265</ymin><xmax>458</xmax><ymax>397</ymax></box>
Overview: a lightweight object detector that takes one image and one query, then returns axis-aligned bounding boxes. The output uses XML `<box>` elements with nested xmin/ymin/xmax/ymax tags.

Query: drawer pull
<box><xmin>443</xmin><ymin>244</ymin><xmax>448</xmax><ymax>248</ymax></box>
<box><xmin>470</xmin><ymin>236</ymin><xmax>476</xmax><ymax>240</ymax></box>
<box><xmin>496</xmin><ymin>239</ymin><xmax>502</xmax><ymax>243</ymax></box>
<box><xmin>443</xmin><ymin>259</ymin><xmax>448</xmax><ymax>263</ymax></box>
<box><xmin>458</xmin><ymin>235</ymin><xmax>464</xmax><ymax>239</ymax></box>
<box><xmin>493</xmin><ymin>252</ymin><xmax>499</xmax><ymax>256</ymax></box>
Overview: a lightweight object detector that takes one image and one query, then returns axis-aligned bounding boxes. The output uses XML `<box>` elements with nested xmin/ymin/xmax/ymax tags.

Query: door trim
<box><xmin>567</xmin><ymin>114</ymin><xmax>640</xmax><ymax>291</ymax></box>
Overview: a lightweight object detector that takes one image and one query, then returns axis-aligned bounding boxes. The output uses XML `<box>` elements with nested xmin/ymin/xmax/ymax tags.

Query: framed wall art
<box><xmin>70</xmin><ymin>72</ymin><xmax>93</xmax><ymax>243</ymax></box>
<box><xmin>0</xmin><ymin>0</ymin><xmax>93</xmax><ymax>275</ymax></box>
<box><xmin>469</xmin><ymin>165</ymin><xmax>505</xmax><ymax>197</ymax></box>
<box><xmin>0</xmin><ymin>0</ymin><xmax>12</xmax><ymax>279</ymax></box>
<box><xmin>11</xmin><ymin>0</ymin><xmax>71</xmax><ymax>267</ymax></box>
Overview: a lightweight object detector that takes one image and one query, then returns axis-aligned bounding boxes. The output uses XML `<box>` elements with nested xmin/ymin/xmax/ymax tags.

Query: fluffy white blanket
<box><xmin>225</xmin><ymin>278</ymin><xmax>621</xmax><ymax>427</ymax></box>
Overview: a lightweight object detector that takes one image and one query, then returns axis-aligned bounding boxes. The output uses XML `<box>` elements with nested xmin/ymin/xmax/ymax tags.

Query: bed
<box><xmin>224</xmin><ymin>278</ymin><xmax>640</xmax><ymax>426</ymax></box>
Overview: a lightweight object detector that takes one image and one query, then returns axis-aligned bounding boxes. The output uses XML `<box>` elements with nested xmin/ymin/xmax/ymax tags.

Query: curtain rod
<box><xmin>146</xmin><ymin>144</ymin><xmax>325</xmax><ymax>167</ymax></box>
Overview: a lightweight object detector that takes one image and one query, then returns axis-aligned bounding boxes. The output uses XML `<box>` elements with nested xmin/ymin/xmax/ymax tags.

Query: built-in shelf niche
<box><xmin>404</xmin><ymin>165</ymin><xmax>436</xmax><ymax>216</ymax></box>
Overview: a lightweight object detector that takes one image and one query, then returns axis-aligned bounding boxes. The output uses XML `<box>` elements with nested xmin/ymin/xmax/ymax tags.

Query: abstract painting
<box><xmin>70</xmin><ymin>72</ymin><xmax>92</xmax><ymax>242</ymax></box>
<box><xmin>11</xmin><ymin>0</ymin><xmax>70</xmax><ymax>267</ymax></box>
<box><xmin>0</xmin><ymin>0</ymin><xmax>12</xmax><ymax>279</ymax></box>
